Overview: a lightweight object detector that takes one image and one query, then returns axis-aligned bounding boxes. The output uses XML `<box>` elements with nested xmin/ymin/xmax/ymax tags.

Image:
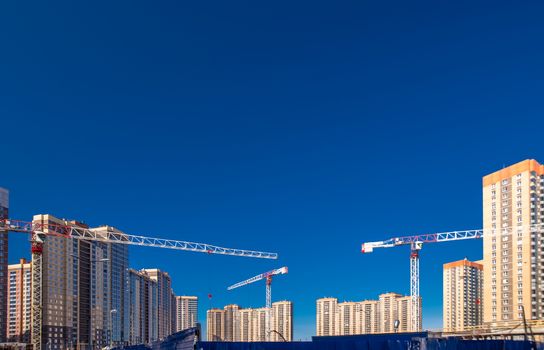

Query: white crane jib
<box><xmin>227</xmin><ymin>266</ymin><xmax>288</xmax><ymax>341</ymax></box>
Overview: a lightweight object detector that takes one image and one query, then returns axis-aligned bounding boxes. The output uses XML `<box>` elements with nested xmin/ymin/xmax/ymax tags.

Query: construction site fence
<box><xmin>197</xmin><ymin>332</ymin><xmax>539</xmax><ymax>350</ymax></box>
<box><xmin>112</xmin><ymin>329</ymin><xmax>539</xmax><ymax>350</ymax></box>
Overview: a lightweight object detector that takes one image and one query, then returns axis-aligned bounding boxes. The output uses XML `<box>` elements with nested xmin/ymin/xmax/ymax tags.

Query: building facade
<box><xmin>174</xmin><ymin>296</ymin><xmax>198</xmax><ymax>332</ymax></box>
<box><xmin>142</xmin><ymin>269</ymin><xmax>173</xmax><ymax>339</ymax></box>
<box><xmin>206</xmin><ymin>309</ymin><xmax>224</xmax><ymax>341</ymax></box>
<box><xmin>271</xmin><ymin>301</ymin><xmax>292</xmax><ymax>341</ymax></box>
<box><xmin>32</xmin><ymin>214</ymin><xmax>130</xmax><ymax>350</ymax></box>
<box><xmin>357</xmin><ymin>300</ymin><xmax>379</xmax><ymax>334</ymax></box>
<box><xmin>106</xmin><ymin>233</ymin><xmax>129</xmax><ymax>346</ymax></box>
<box><xmin>206</xmin><ymin>302</ymin><xmax>293</xmax><ymax>342</ymax></box>
<box><xmin>223</xmin><ymin>304</ymin><xmax>239</xmax><ymax>341</ymax></box>
<box><xmin>443</xmin><ymin>259</ymin><xmax>483</xmax><ymax>332</ymax></box>
<box><xmin>0</xmin><ymin>188</ymin><xmax>9</xmax><ymax>343</ymax></box>
<box><xmin>379</xmin><ymin>293</ymin><xmax>400</xmax><ymax>333</ymax></box>
<box><xmin>316</xmin><ymin>293</ymin><xmax>420</xmax><ymax>336</ymax></box>
<box><xmin>483</xmin><ymin>159</ymin><xmax>544</xmax><ymax>324</ymax></box>
<box><xmin>6</xmin><ymin>258</ymin><xmax>31</xmax><ymax>343</ymax></box>
<box><xmin>124</xmin><ymin>269</ymin><xmax>158</xmax><ymax>345</ymax></box>
<box><xmin>33</xmin><ymin>214</ymin><xmax>88</xmax><ymax>350</ymax></box>
<box><xmin>316</xmin><ymin>298</ymin><xmax>337</xmax><ymax>336</ymax></box>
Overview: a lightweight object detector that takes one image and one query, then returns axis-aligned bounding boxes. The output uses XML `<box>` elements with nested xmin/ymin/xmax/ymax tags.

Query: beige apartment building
<box><xmin>249</xmin><ymin>307</ymin><xmax>267</xmax><ymax>341</ymax></box>
<box><xmin>223</xmin><ymin>304</ymin><xmax>239</xmax><ymax>341</ymax></box>
<box><xmin>33</xmin><ymin>214</ymin><xmax>102</xmax><ymax>350</ymax></box>
<box><xmin>6</xmin><ymin>258</ymin><xmax>31</xmax><ymax>343</ymax></box>
<box><xmin>357</xmin><ymin>300</ymin><xmax>379</xmax><ymax>334</ymax></box>
<box><xmin>33</xmin><ymin>214</ymin><xmax>131</xmax><ymax>349</ymax></box>
<box><xmin>271</xmin><ymin>301</ymin><xmax>293</xmax><ymax>341</ymax></box>
<box><xmin>483</xmin><ymin>159</ymin><xmax>544</xmax><ymax>324</ymax></box>
<box><xmin>142</xmin><ymin>269</ymin><xmax>173</xmax><ymax>339</ymax></box>
<box><xmin>379</xmin><ymin>293</ymin><xmax>400</xmax><ymax>333</ymax></box>
<box><xmin>316</xmin><ymin>298</ymin><xmax>337</xmax><ymax>336</ymax></box>
<box><xmin>337</xmin><ymin>302</ymin><xmax>358</xmax><ymax>335</ymax></box>
<box><xmin>443</xmin><ymin>259</ymin><xmax>483</xmax><ymax>332</ymax></box>
<box><xmin>207</xmin><ymin>309</ymin><xmax>225</xmax><ymax>341</ymax></box>
<box><xmin>237</xmin><ymin>309</ymin><xmax>253</xmax><ymax>341</ymax></box>
<box><xmin>174</xmin><ymin>296</ymin><xmax>198</xmax><ymax>332</ymax></box>
<box><xmin>317</xmin><ymin>293</ymin><xmax>420</xmax><ymax>336</ymax></box>
<box><xmin>206</xmin><ymin>302</ymin><xmax>293</xmax><ymax>342</ymax></box>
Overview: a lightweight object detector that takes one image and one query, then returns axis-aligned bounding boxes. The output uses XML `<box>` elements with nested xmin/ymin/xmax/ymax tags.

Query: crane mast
<box><xmin>227</xmin><ymin>267</ymin><xmax>288</xmax><ymax>341</ymax></box>
<box><xmin>0</xmin><ymin>218</ymin><xmax>278</xmax><ymax>350</ymax></box>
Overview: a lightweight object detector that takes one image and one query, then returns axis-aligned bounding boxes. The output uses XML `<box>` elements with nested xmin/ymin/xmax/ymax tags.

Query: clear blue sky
<box><xmin>1</xmin><ymin>0</ymin><xmax>544</xmax><ymax>341</ymax></box>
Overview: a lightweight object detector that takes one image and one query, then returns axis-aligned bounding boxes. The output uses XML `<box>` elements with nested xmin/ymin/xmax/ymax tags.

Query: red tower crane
<box><xmin>361</xmin><ymin>224</ymin><xmax>544</xmax><ymax>332</ymax></box>
<box><xmin>362</xmin><ymin>228</ymin><xmax>483</xmax><ymax>332</ymax></box>
<box><xmin>227</xmin><ymin>267</ymin><xmax>288</xmax><ymax>341</ymax></box>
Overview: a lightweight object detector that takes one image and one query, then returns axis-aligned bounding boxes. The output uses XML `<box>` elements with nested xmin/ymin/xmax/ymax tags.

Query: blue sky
<box><xmin>1</xmin><ymin>0</ymin><xmax>544</xmax><ymax>341</ymax></box>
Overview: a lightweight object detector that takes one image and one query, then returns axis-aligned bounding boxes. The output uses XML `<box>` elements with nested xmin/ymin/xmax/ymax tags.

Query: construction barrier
<box><xmin>197</xmin><ymin>332</ymin><xmax>537</xmax><ymax>350</ymax></box>
<box><xmin>115</xmin><ymin>329</ymin><xmax>537</xmax><ymax>350</ymax></box>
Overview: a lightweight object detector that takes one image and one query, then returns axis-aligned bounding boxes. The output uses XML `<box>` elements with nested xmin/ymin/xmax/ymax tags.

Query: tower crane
<box><xmin>361</xmin><ymin>224</ymin><xmax>544</xmax><ymax>332</ymax></box>
<box><xmin>227</xmin><ymin>267</ymin><xmax>288</xmax><ymax>341</ymax></box>
<box><xmin>0</xmin><ymin>218</ymin><xmax>278</xmax><ymax>350</ymax></box>
<box><xmin>362</xmin><ymin>228</ymin><xmax>483</xmax><ymax>332</ymax></box>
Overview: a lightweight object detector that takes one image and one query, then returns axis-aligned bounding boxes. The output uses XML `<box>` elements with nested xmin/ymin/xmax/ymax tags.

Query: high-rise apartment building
<box><xmin>206</xmin><ymin>309</ymin><xmax>224</xmax><ymax>341</ymax></box>
<box><xmin>100</xmin><ymin>229</ymin><xmax>129</xmax><ymax>347</ymax></box>
<box><xmin>6</xmin><ymin>258</ymin><xmax>31</xmax><ymax>343</ymax></box>
<box><xmin>0</xmin><ymin>188</ymin><xmax>9</xmax><ymax>343</ymax></box>
<box><xmin>443</xmin><ymin>259</ymin><xmax>483</xmax><ymax>332</ymax></box>
<box><xmin>33</xmin><ymin>214</ymin><xmax>91</xmax><ymax>350</ymax></box>
<box><xmin>206</xmin><ymin>302</ymin><xmax>293</xmax><ymax>342</ymax></box>
<box><xmin>174</xmin><ymin>296</ymin><xmax>198</xmax><ymax>332</ymax></box>
<box><xmin>483</xmin><ymin>159</ymin><xmax>544</xmax><ymax>323</ymax></box>
<box><xmin>396</xmin><ymin>295</ymin><xmax>419</xmax><ymax>332</ymax></box>
<box><xmin>33</xmin><ymin>215</ymin><xmax>130</xmax><ymax>350</ymax></box>
<box><xmin>271</xmin><ymin>301</ymin><xmax>292</xmax><ymax>341</ymax></box>
<box><xmin>170</xmin><ymin>292</ymin><xmax>176</xmax><ymax>336</ymax></box>
<box><xmin>249</xmin><ymin>307</ymin><xmax>267</xmax><ymax>341</ymax></box>
<box><xmin>316</xmin><ymin>298</ymin><xmax>337</xmax><ymax>336</ymax></box>
<box><xmin>237</xmin><ymin>309</ymin><xmax>252</xmax><ymax>341</ymax></box>
<box><xmin>337</xmin><ymin>302</ymin><xmax>357</xmax><ymax>336</ymax></box>
<box><xmin>379</xmin><ymin>293</ymin><xmax>400</xmax><ymax>333</ymax></box>
<box><xmin>124</xmin><ymin>269</ymin><xmax>158</xmax><ymax>345</ymax></box>
<box><xmin>142</xmin><ymin>269</ymin><xmax>173</xmax><ymax>339</ymax></box>
<box><xmin>223</xmin><ymin>304</ymin><xmax>239</xmax><ymax>341</ymax></box>
<box><xmin>316</xmin><ymin>293</ymin><xmax>419</xmax><ymax>336</ymax></box>
<box><xmin>357</xmin><ymin>300</ymin><xmax>379</xmax><ymax>334</ymax></box>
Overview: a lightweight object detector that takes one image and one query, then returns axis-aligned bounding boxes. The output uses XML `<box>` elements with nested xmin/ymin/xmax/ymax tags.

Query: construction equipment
<box><xmin>0</xmin><ymin>218</ymin><xmax>278</xmax><ymax>350</ymax></box>
<box><xmin>227</xmin><ymin>267</ymin><xmax>288</xmax><ymax>341</ymax></box>
<box><xmin>361</xmin><ymin>224</ymin><xmax>544</xmax><ymax>332</ymax></box>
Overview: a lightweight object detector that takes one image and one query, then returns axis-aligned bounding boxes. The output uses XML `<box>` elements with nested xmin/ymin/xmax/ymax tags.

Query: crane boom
<box><xmin>361</xmin><ymin>224</ymin><xmax>544</xmax><ymax>253</ymax></box>
<box><xmin>0</xmin><ymin>219</ymin><xmax>278</xmax><ymax>259</ymax></box>
<box><xmin>361</xmin><ymin>228</ymin><xmax>484</xmax><ymax>253</ymax></box>
<box><xmin>227</xmin><ymin>266</ymin><xmax>288</xmax><ymax>290</ymax></box>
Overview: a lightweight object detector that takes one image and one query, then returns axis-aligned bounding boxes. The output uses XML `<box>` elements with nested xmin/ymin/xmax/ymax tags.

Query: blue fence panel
<box><xmin>123</xmin><ymin>329</ymin><xmax>537</xmax><ymax>350</ymax></box>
